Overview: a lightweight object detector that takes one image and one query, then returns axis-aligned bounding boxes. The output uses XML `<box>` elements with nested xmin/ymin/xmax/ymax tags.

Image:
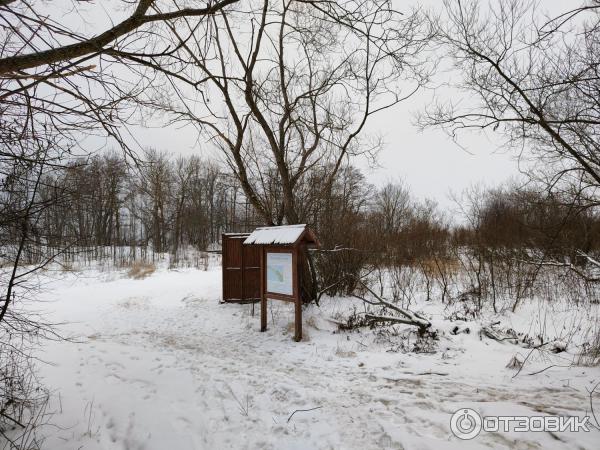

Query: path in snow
<box><xmin>33</xmin><ymin>267</ymin><xmax>600</xmax><ymax>450</ymax></box>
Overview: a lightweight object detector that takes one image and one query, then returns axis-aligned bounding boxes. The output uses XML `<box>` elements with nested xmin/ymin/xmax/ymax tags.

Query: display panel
<box><xmin>266</xmin><ymin>252</ymin><xmax>293</xmax><ymax>296</ymax></box>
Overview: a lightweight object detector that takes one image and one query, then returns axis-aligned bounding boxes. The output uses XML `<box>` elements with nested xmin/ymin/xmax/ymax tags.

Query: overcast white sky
<box><xmin>57</xmin><ymin>0</ymin><xmax>573</xmax><ymax>211</ymax></box>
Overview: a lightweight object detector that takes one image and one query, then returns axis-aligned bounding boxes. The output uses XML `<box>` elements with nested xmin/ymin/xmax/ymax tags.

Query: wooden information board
<box><xmin>243</xmin><ymin>225</ymin><xmax>319</xmax><ymax>342</ymax></box>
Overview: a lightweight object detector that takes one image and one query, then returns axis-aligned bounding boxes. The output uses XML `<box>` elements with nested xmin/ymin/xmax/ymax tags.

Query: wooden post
<box><xmin>260</xmin><ymin>246</ymin><xmax>267</xmax><ymax>332</ymax></box>
<box><xmin>293</xmin><ymin>246</ymin><xmax>302</xmax><ymax>341</ymax></box>
<box><xmin>221</xmin><ymin>234</ymin><xmax>226</xmax><ymax>302</ymax></box>
<box><xmin>240</xmin><ymin>237</ymin><xmax>245</xmax><ymax>302</ymax></box>
<box><xmin>294</xmin><ymin>296</ymin><xmax>302</xmax><ymax>342</ymax></box>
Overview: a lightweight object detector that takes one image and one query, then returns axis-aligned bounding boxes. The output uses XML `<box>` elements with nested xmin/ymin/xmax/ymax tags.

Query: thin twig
<box><xmin>287</xmin><ymin>406</ymin><xmax>322</xmax><ymax>423</ymax></box>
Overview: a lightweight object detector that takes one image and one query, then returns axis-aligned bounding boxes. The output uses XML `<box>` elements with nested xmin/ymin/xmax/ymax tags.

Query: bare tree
<box><xmin>0</xmin><ymin>0</ymin><xmax>242</xmax><ymax>166</ymax></box>
<box><xmin>108</xmin><ymin>0</ymin><xmax>431</xmax><ymax>301</ymax></box>
<box><xmin>374</xmin><ymin>181</ymin><xmax>412</xmax><ymax>237</ymax></box>
<box><xmin>142</xmin><ymin>0</ymin><xmax>432</xmax><ymax>225</ymax></box>
<box><xmin>0</xmin><ymin>0</ymin><xmax>239</xmax><ymax>76</ymax></box>
<box><xmin>0</xmin><ymin>141</ymin><xmax>65</xmax><ymax>445</ymax></box>
<box><xmin>422</xmin><ymin>0</ymin><xmax>600</xmax><ymax>205</ymax></box>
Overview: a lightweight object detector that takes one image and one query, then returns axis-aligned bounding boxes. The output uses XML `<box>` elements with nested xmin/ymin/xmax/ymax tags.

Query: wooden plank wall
<box><xmin>222</xmin><ymin>234</ymin><xmax>261</xmax><ymax>303</ymax></box>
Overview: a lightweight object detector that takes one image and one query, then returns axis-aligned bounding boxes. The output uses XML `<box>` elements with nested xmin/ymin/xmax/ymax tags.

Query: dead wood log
<box><xmin>364</xmin><ymin>314</ymin><xmax>431</xmax><ymax>334</ymax></box>
<box><xmin>353</xmin><ymin>281</ymin><xmax>432</xmax><ymax>335</ymax></box>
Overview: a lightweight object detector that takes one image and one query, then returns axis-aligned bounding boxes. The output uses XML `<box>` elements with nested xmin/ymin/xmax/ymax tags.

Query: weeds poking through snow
<box><xmin>228</xmin><ymin>388</ymin><xmax>251</xmax><ymax>418</ymax></box>
<box><xmin>506</xmin><ymin>355</ymin><xmax>524</xmax><ymax>370</ymax></box>
<box><xmin>579</xmin><ymin>328</ymin><xmax>600</xmax><ymax>366</ymax></box>
<box><xmin>0</xmin><ymin>339</ymin><xmax>51</xmax><ymax>450</ymax></box>
<box><xmin>126</xmin><ymin>261</ymin><xmax>156</xmax><ymax>280</ymax></box>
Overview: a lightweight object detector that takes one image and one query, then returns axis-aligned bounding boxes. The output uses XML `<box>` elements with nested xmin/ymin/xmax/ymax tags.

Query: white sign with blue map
<box><xmin>266</xmin><ymin>252</ymin><xmax>293</xmax><ymax>296</ymax></box>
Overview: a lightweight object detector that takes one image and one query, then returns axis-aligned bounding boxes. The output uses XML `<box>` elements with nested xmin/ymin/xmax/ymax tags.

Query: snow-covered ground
<box><xmin>24</xmin><ymin>263</ymin><xmax>600</xmax><ymax>449</ymax></box>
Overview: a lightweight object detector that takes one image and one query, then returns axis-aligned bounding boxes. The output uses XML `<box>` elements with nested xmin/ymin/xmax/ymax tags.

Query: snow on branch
<box><xmin>353</xmin><ymin>280</ymin><xmax>432</xmax><ymax>334</ymax></box>
<box><xmin>518</xmin><ymin>250</ymin><xmax>600</xmax><ymax>283</ymax></box>
<box><xmin>577</xmin><ymin>250</ymin><xmax>600</xmax><ymax>269</ymax></box>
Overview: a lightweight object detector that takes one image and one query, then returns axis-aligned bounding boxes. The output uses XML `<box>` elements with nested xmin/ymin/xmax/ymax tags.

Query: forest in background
<box><xmin>3</xmin><ymin>148</ymin><xmax>599</xmax><ymax>311</ymax></box>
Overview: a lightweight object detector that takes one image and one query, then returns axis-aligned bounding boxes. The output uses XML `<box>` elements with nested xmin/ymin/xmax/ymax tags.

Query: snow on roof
<box><xmin>244</xmin><ymin>224</ymin><xmax>307</xmax><ymax>245</ymax></box>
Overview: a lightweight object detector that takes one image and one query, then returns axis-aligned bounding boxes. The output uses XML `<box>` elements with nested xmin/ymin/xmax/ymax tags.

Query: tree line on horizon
<box><xmin>3</xmin><ymin>148</ymin><xmax>598</xmax><ymax>273</ymax></box>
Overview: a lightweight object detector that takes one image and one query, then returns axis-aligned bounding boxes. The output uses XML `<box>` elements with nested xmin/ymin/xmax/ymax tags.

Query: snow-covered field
<box><xmin>26</xmin><ymin>262</ymin><xmax>600</xmax><ymax>449</ymax></box>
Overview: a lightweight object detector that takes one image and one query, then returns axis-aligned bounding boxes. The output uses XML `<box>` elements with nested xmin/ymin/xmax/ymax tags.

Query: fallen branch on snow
<box><xmin>480</xmin><ymin>324</ymin><xmax>519</xmax><ymax>344</ymax></box>
<box><xmin>353</xmin><ymin>281</ymin><xmax>432</xmax><ymax>335</ymax></box>
<box><xmin>364</xmin><ymin>314</ymin><xmax>428</xmax><ymax>329</ymax></box>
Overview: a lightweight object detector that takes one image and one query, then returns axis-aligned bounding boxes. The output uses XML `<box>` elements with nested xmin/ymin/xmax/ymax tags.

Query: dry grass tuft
<box><xmin>579</xmin><ymin>328</ymin><xmax>600</xmax><ymax>366</ymax></box>
<box><xmin>285</xmin><ymin>321</ymin><xmax>310</xmax><ymax>341</ymax></box>
<box><xmin>61</xmin><ymin>262</ymin><xmax>77</xmax><ymax>272</ymax></box>
<box><xmin>305</xmin><ymin>315</ymin><xmax>319</xmax><ymax>329</ymax></box>
<box><xmin>127</xmin><ymin>261</ymin><xmax>156</xmax><ymax>279</ymax></box>
<box><xmin>335</xmin><ymin>345</ymin><xmax>357</xmax><ymax>358</ymax></box>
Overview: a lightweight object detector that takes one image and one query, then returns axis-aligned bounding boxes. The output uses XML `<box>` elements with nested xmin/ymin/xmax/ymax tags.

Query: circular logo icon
<box><xmin>450</xmin><ymin>408</ymin><xmax>482</xmax><ymax>440</ymax></box>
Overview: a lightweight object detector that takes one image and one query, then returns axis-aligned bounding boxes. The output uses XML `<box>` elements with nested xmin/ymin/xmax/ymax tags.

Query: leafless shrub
<box><xmin>313</xmin><ymin>249</ymin><xmax>368</xmax><ymax>300</ymax></box>
<box><xmin>374</xmin><ymin>326</ymin><xmax>438</xmax><ymax>354</ymax></box>
<box><xmin>446</xmin><ymin>290</ymin><xmax>481</xmax><ymax>321</ymax></box>
<box><xmin>334</xmin><ymin>306</ymin><xmax>371</xmax><ymax>332</ymax></box>
<box><xmin>389</xmin><ymin>265</ymin><xmax>419</xmax><ymax>309</ymax></box>
<box><xmin>0</xmin><ymin>338</ymin><xmax>50</xmax><ymax>450</ymax></box>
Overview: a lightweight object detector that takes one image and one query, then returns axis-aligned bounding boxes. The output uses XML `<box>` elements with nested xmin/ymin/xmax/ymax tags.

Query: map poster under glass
<box><xmin>266</xmin><ymin>252</ymin><xmax>294</xmax><ymax>296</ymax></box>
